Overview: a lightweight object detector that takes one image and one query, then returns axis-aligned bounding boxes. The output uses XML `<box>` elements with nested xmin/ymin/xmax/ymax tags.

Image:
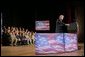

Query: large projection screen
<box><xmin>34</xmin><ymin>33</ymin><xmax>78</xmax><ymax>54</ymax></box>
<box><xmin>64</xmin><ymin>33</ymin><xmax>78</xmax><ymax>52</ymax></box>
<box><xmin>35</xmin><ymin>20</ymin><xmax>50</xmax><ymax>31</ymax></box>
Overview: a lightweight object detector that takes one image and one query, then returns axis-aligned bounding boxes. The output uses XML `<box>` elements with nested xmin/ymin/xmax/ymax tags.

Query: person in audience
<box><xmin>28</xmin><ymin>31</ymin><xmax>32</xmax><ymax>45</ymax></box>
<box><xmin>2</xmin><ymin>26</ymin><xmax>35</xmax><ymax>46</ymax></box>
<box><xmin>2</xmin><ymin>26</ymin><xmax>10</xmax><ymax>46</ymax></box>
<box><xmin>15</xmin><ymin>29</ymin><xmax>21</xmax><ymax>45</ymax></box>
<box><xmin>25</xmin><ymin>32</ymin><xmax>30</xmax><ymax>45</ymax></box>
<box><xmin>32</xmin><ymin>31</ymin><xmax>35</xmax><ymax>44</ymax></box>
<box><xmin>10</xmin><ymin>30</ymin><xmax>17</xmax><ymax>46</ymax></box>
<box><xmin>31</xmin><ymin>31</ymin><xmax>35</xmax><ymax>44</ymax></box>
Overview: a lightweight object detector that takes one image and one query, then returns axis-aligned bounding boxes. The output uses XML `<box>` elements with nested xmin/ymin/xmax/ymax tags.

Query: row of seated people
<box><xmin>1</xmin><ymin>26</ymin><xmax>35</xmax><ymax>46</ymax></box>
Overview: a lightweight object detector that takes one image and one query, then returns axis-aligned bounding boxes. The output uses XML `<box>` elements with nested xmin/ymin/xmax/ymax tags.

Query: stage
<box><xmin>1</xmin><ymin>43</ymin><xmax>84</xmax><ymax>56</ymax></box>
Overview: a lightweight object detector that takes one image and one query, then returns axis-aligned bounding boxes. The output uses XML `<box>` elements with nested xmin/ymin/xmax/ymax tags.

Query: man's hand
<box><xmin>65</xmin><ymin>24</ymin><xmax>70</xmax><ymax>26</ymax></box>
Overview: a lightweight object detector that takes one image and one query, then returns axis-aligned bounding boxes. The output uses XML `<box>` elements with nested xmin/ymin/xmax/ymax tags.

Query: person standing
<box><xmin>55</xmin><ymin>15</ymin><xmax>70</xmax><ymax>33</ymax></box>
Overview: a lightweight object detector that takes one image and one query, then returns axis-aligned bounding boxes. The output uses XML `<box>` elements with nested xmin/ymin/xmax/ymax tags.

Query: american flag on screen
<box><xmin>35</xmin><ymin>21</ymin><xmax>50</xmax><ymax>30</ymax></box>
<box><xmin>64</xmin><ymin>33</ymin><xmax>78</xmax><ymax>52</ymax></box>
<box><xmin>35</xmin><ymin>33</ymin><xmax>65</xmax><ymax>53</ymax></box>
<box><xmin>35</xmin><ymin>33</ymin><xmax>78</xmax><ymax>53</ymax></box>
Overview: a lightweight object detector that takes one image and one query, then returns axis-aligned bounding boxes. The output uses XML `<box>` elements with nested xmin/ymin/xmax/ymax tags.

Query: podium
<box><xmin>67</xmin><ymin>22</ymin><xmax>77</xmax><ymax>33</ymax></box>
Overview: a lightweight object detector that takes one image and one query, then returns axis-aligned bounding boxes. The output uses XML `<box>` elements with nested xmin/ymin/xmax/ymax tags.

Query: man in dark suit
<box><xmin>55</xmin><ymin>15</ymin><xmax>70</xmax><ymax>33</ymax></box>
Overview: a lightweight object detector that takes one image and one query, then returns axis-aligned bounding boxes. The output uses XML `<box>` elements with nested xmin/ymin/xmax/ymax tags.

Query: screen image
<box><xmin>35</xmin><ymin>20</ymin><xmax>50</xmax><ymax>31</ymax></box>
<box><xmin>64</xmin><ymin>33</ymin><xmax>78</xmax><ymax>51</ymax></box>
<box><xmin>35</xmin><ymin>33</ymin><xmax>78</xmax><ymax>54</ymax></box>
<box><xmin>35</xmin><ymin>33</ymin><xmax>64</xmax><ymax>53</ymax></box>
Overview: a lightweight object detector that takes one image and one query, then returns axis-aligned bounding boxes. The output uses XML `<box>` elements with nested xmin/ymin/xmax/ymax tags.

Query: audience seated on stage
<box><xmin>2</xmin><ymin>26</ymin><xmax>35</xmax><ymax>46</ymax></box>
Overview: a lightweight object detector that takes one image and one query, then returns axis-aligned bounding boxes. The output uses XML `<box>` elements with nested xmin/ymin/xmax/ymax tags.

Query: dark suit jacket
<box><xmin>55</xmin><ymin>19</ymin><xmax>68</xmax><ymax>33</ymax></box>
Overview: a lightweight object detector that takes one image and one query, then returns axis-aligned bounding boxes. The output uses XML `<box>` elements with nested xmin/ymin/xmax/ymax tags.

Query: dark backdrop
<box><xmin>1</xmin><ymin>0</ymin><xmax>84</xmax><ymax>42</ymax></box>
